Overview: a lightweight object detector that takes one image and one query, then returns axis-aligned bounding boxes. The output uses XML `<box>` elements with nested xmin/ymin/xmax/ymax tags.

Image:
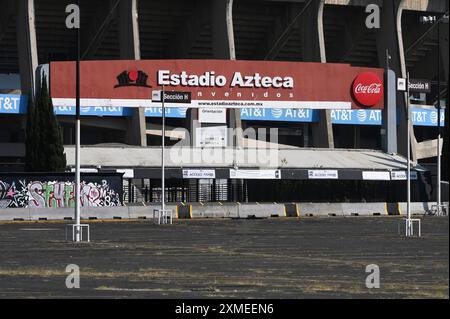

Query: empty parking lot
<box><xmin>0</xmin><ymin>216</ymin><xmax>448</xmax><ymax>298</ymax></box>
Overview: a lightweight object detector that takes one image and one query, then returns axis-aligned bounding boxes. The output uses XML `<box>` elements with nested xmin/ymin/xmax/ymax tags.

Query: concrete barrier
<box><xmin>299</xmin><ymin>202</ymin><xmax>387</xmax><ymax>217</ymax></box>
<box><xmin>341</xmin><ymin>203</ymin><xmax>386</xmax><ymax>216</ymax></box>
<box><xmin>81</xmin><ymin>207</ymin><xmax>129</xmax><ymax>220</ymax></box>
<box><xmin>192</xmin><ymin>203</ymin><xmax>238</xmax><ymax>218</ymax></box>
<box><xmin>0</xmin><ymin>208</ymin><xmax>30</xmax><ymax>221</ymax></box>
<box><xmin>398</xmin><ymin>202</ymin><xmax>435</xmax><ymax>216</ymax></box>
<box><xmin>29</xmin><ymin>207</ymin><xmax>75</xmax><ymax>221</ymax></box>
<box><xmin>386</xmin><ymin>203</ymin><xmax>401</xmax><ymax>216</ymax></box>
<box><xmin>284</xmin><ymin>203</ymin><xmax>299</xmax><ymax>217</ymax></box>
<box><xmin>0</xmin><ymin>202</ymin><xmax>442</xmax><ymax>221</ymax></box>
<box><xmin>176</xmin><ymin>204</ymin><xmax>192</xmax><ymax>219</ymax></box>
<box><xmin>237</xmin><ymin>203</ymin><xmax>285</xmax><ymax>218</ymax></box>
<box><xmin>300</xmin><ymin>203</ymin><xmax>344</xmax><ymax>216</ymax></box>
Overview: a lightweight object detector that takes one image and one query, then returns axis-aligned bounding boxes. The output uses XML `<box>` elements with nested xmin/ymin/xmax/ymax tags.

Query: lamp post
<box><xmin>161</xmin><ymin>85</ymin><xmax>165</xmax><ymax>214</ymax></box>
<box><xmin>74</xmin><ymin>0</ymin><xmax>82</xmax><ymax>241</ymax></box>
<box><xmin>419</xmin><ymin>14</ymin><xmax>446</xmax><ymax>215</ymax></box>
<box><xmin>406</xmin><ymin>72</ymin><xmax>411</xmax><ymax>229</ymax></box>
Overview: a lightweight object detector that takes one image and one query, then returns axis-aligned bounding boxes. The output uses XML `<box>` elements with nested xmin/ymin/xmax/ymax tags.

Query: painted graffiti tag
<box><xmin>0</xmin><ymin>180</ymin><xmax>28</xmax><ymax>208</ymax></box>
<box><xmin>0</xmin><ymin>179</ymin><xmax>121</xmax><ymax>208</ymax></box>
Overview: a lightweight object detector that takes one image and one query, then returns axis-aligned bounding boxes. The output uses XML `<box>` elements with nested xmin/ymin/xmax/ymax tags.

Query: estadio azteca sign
<box><xmin>50</xmin><ymin>60</ymin><xmax>384</xmax><ymax>110</ymax></box>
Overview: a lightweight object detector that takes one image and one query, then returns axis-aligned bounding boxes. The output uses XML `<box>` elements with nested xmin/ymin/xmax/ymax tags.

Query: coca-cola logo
<box><xmin>352</xmin><ymin>72</ymin><xmax>383</xmax><ymax>107</ymax></box>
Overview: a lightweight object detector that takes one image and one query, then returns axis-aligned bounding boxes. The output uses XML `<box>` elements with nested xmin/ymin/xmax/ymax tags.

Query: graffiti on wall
<box><xmin>0</xmin><ymin>180</ymin><xmax>121</xmax><ymax>208</ymax></box>
<box><xmin>0</xmin><ymin>180</ymin><xmax>28</xmax><ymax>208</ymax></box>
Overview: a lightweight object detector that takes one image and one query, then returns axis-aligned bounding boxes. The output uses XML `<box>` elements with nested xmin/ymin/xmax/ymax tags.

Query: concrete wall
<box><xmin>0</xmin><ymin>202</ymin><xmax>442</xmax><ymax>221</ymax></box>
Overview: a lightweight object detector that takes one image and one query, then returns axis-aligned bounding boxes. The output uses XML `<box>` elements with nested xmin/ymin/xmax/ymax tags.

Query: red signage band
<box><xmin>50</xmin><ymin>59</ymin><xmax>384</xmax><ymax>110</ymax></box>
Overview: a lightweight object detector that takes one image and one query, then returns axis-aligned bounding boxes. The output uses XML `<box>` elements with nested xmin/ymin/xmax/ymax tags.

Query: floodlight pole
<box><xmin>406</xmin><ymin>72</ymin><xmax>412</xmax><ymax>234</ymax></box>
<box><xmin>74</xmin><ymin>0</ymin><xmax>81</xmax><ymax>242</ymax></box>
<box><xmin>161</xmin><ymin>85</ymin><xmax>165</xmax><ymax>213</ymax></box>
<box><xmin>436</xmin><ymin>20</ymin><xmax>441</xmax><ymax>215</ymax></box>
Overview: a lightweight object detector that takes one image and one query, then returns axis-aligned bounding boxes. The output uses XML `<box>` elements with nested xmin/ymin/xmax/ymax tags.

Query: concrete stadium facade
<box><xmin>0</xmin><ymin>0</ymin><xmax>448</xmax><ymax>203</ymax></box>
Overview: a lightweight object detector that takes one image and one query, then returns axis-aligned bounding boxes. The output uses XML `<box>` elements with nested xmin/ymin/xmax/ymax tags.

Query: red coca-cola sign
<box><xmin>352</xmin><ymin>72</ymin><xmax>383</xmax><ymax>107</ymax></box>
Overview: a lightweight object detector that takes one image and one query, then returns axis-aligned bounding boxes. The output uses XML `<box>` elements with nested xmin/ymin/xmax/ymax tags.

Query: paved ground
<box><xmin>0</xmin><ymin>216</ymin><xmax>448</xmax><ymax>299</ymax></box>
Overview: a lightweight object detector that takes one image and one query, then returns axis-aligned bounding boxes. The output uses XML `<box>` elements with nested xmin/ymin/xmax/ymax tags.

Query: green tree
<box><xmin>25</xmin><ymin>76</ymin><xmax>67</xmax><ymax>172</ymax></box>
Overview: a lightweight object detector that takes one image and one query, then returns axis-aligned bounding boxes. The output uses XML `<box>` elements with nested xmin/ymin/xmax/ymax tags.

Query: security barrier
<box><xmin>341</xmin><ymin>203</ymin><xmax>386</xmax><ymax>216</ymax></box>
<box><xmin>192</xmin><ymin>202</ymin><xmax>238</xmax><ymax>218</ymax></box>
<box><xmin>300</xmin><ymin>203</ymin><xmax>344</xmax><ymax>216</ymax></box>
<box><xmin>176</xmin><ymin>204</ymin><xmax>192</xmax><ymax>219</ymax></box>
<box><xmin>385</xmin><ymin>203</ymin><xmax>401</xmax><ymax>216</ymax></box>
<box><xmin>284</xmin><ymin>203</ymin><xmax>299</xmax><ymax>217</ymax></box>
<box><xmin>398</xmin><ymin>202</ymin><xmax>436</xmax><ymax>216</ymax></box>
<box><xmin>237</xmin><ymin>203</ymin><xmax>286</xmax><ymax>218</ymax></box>
<box><xmin>0</xmin><ymin>202</ymin><xmax>440</xmax><ymax>221</ymax></box>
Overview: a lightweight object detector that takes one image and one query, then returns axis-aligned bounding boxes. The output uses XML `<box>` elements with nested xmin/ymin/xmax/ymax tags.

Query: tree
<box><xmin>25</xmin><ymin>76</ymin><xmax>67</xmax><ymax>172</ymax></box>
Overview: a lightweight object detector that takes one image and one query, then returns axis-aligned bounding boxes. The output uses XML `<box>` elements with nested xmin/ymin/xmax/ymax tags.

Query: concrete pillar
<box><xmin>377</xmin><ymin>0</ymin><xmax>416</xmax><ymax>160</ymax></box>
<box><xmin>186</xmin><ymin>108</ymin><xmax>199</xmax><ymax>146</ymax></box>
<box><xmin>439</xmin><ymin>16</ymin><xmax>449</xmax><ymax>180</ymax></box>
<box><xmin>118</xmin><ymin>0</ymin><xmax>147</xmax><ymax>147</ymax></box>
<box><xmin>17</xmin><ymin>0</ymin><xmax>38</xmax><ymax>100</ymax></box>
<box><xmin>300</xmin><ymin>0</ymin><xmax>334</xmax><ymax>148</ymax></box>
<box><xmin>381</xmin><ymin>69</ymin><xmax>398</xmax><ymax>154</ymax></box>
<box><xmin>209</xmin><ymin>0</ymin><xmax>242</xmax><ymax>148</ymax></box>
<box><xmin>439</xmin><ymin>19</ymin><xmax>449</xmax><ymax>83</ymax></box>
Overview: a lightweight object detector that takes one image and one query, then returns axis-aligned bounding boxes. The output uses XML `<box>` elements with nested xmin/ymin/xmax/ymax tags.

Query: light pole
<box><xmin>420</xmin><ymin>14</ymin><xmax>446</xmax><ymax>215</ymax></box>
<box><xmin>406</xmin><ymin>72</ymin><xmax>411</xmax><ymax>228</ymax></box>
<box><xmin>74</xmin><ymin>0</ymin><xmax>81</xmax><ymax>241</ymax></box>
<box><xmin>161</xmin><ymin>85</ymin><xmax>165</xmax><ymax>214</ymax></box>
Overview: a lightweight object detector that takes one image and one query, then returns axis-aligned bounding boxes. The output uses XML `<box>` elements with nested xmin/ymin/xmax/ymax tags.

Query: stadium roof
<box><xmin>64</xmin><ymin>146</ymin><xmax>425</xmax><ymax>171</ymax></box>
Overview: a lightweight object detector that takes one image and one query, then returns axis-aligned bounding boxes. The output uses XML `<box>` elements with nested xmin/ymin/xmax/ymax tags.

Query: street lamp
<box><xmin>420</xmin><ymin>14</ymin><xmax>447</xmax><ymax>215</ymax></box>
<box><xmin>75</xmin><ymin>1</ymin><xmax>81</xmax><ymax>241</ymax></box>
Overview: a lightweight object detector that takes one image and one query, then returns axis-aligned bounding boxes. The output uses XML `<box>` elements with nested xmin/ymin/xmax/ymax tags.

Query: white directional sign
<box><xmin>308</xmin><ymin>170</ymin><xmax>339</xmax><ymax>179</ymax></box>
<box><xmin>230</xmin><ymin>169</ymin><xmax>281</xmax><ymax>180</ymax></box>
<box><xmin>362</xmin><ymin>171</ymin><xmax>391</xmax><ymax>180</ymax></box>
<box><xmin>198</xmin><ymin>108</ymin><xmax>227</xmax><ymax>123</ymax></box>
<box><xmin>196</xmin><ymin>126</ymin><xmax>227</xmax><ymax>147</ymax></box>
<box><xmin>390</xmin><ymin>171</ymin><xmax>418</xmax><ymax>181</ymax></box>
<box><xmin>182</xmin><ymin>169</ymin><xmax>216</xmax><ymax>179</ymax></box>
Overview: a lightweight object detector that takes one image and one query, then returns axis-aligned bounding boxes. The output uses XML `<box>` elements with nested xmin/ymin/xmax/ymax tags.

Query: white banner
<box><xmin>308</xmin><ymin>170</ymin><xmax>339</xmax><ymax>179</ymax></box>
<box><xmin>390</xmin><ymin>171</ymin><xmax>418</xmax><ymax>181</ymax></box>
<box><xmin>52</xmin><ymin>98</ymin><xmax>351</xmax><ymax>109</ymax></box>
<box><xmin>362</xmin><ymin>171</ymin><xmax>391</xmax><ymax>181</ymax></box>
<box><xmin>198</xmin><ymin>108</ymin><xmax>227</xmax><ymax>123</ymax></box>
<box><xmin>182</xmin><ymin>169</ymin><xmax>216</xmax><ymax>179</ymax></box>
<box><xmin>230</xmin><ymin>169</ymin><xmax>281</xmax><ymax>180</ymax></box>
<box><xmin>195</xmin><ymin>126</ymin><xmax>227</xmax><ymax>147</ymax></box>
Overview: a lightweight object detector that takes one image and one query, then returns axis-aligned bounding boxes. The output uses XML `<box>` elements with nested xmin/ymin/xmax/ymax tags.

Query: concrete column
<box><xmin>210</xmin><ymin>0</ymin><xmax>242</xmax><ymax>148</ymax></box>
<box><xmin>377</xmin><ymin>0</ymin><xmax>416</xmax><ymax>160</ymax></box>
<box><xmin>186</xmin><ymin>108</ymin><xmax>199</xmax><ymax>147</ymax></box>
<box><xmin>381</xmin><ymin>69</ymin><xmax>398</xmax><ymax>154</ymax></box>
<box><xmin>439</xmin><ymin>19</ymin><xmax>449</xmax><ymax>83</ymax></box>
<box><xmin>17</xmin><ymin>0</ymin><xmax>38</xmax><ymax>100</ymax></box>
<box><xmin>119</xmin><ymin>0</ymin><xmax>147</xmax><ymax>147</ymax></box>
<box><xmin>439</xmin><ymin>16</ymin><xmax>449</xmax><ymax>180</ymax></box>
<box><xmin>212</xmin><ymin>0</ymin><xmax>235</xmax><ymax>60</ymax></box>
<box><xmin>300</xmin><ymin>0</ymin><xmax>334</xmax><ymax>148</ymax></box>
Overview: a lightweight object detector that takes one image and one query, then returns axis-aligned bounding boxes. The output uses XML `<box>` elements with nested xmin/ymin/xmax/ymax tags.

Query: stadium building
<box><xmin>0</xmin><ymin>0</ymin><xmax>448</xmax><ymax>205</ymax></box>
